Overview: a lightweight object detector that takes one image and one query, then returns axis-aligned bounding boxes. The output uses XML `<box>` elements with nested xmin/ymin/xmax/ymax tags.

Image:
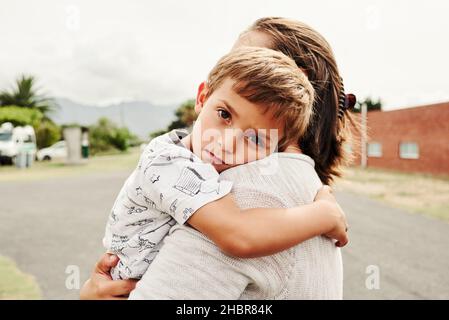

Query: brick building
<box><xmin>350</xmin><ymin>102</ymin><xmax>449</xmax><ymax>175</ymax></box>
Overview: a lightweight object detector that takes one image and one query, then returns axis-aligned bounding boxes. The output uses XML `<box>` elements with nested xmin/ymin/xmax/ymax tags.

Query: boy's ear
<box><xmin>195</xmin><ymin>81</ymin><xmax>208</xmax><ymax>114</ymax></box>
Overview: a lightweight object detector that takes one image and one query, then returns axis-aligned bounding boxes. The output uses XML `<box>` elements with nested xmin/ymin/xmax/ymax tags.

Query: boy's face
<box><xmin>191</xmin><ymin>78</ymin><xmax>284</xmax><ymax>173</ymax></box>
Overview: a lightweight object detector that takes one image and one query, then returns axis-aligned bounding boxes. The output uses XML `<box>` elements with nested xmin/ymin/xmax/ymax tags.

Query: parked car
<box><xmin>36</xmin><ymin>141</ymin><xmax>67</xmax><ymax>161</ymax></box>
<box><xmin>0</xmin><ymin>122</ymin><xmax>37</xmax><ymax>165</ymax></box>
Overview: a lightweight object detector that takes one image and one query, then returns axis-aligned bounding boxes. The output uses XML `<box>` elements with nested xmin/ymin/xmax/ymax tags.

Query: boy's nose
<box><xmin>215</xmin><ymin>130</ymin><xmax>239</xmax><ymax>160</ymax></box>
<box><xmin>223</xmin><ymin>132</ymin><xmax>237</xmax><ymax>153</ymax></box>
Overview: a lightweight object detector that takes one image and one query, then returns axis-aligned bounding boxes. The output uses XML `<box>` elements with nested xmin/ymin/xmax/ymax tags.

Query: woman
<box><xmin>80</xmin><ymin>17</ymin><xmax>356</xmax><ymax>299</ymax></box>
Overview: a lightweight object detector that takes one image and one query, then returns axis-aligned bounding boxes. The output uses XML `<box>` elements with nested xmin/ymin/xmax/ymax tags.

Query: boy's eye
<box><xmin>217</xmin><ymin>109</ymin><xmax>231</xmax><ymax>121</ymax></box>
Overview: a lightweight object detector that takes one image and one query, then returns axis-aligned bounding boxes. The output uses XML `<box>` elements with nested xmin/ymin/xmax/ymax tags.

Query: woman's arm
<box><xmin>187</xmin><ymin>186</ymin><xmax>348</xmax><ymax>258</ymax></box>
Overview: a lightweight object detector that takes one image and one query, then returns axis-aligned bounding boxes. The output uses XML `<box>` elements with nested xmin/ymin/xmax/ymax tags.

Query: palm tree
<box><xmin>0</xmin><ymin>75</ymin><xmax>58</xmax><ymax>116</ymax></box>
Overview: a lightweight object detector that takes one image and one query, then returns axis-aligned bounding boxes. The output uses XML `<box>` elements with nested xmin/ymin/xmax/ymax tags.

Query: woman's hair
<box><xmin>246</xmin><ymin>17</ymin><xmax>358</xmax><ymax>185</ymax></box>
<box><xmin>206</xmin><ymin>47</ymin><xmax>315</xmax><ymax>151</ymax></box>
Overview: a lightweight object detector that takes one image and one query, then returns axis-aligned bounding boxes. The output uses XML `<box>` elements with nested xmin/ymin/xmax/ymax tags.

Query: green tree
<box><xmin>150</xmin><ymin>99</ymin><xmax>197</xmax><ymax>139</ymax></box>
<box><xmin>0</xmin><ymin>75</ymin><xmax>57</xmax><ymax>117</ymax></box>
<box><xmin>0</xmin><ymin>106</ymin><xmax>43</xmax><ymax>127</ymax></box>
<box><xmin>353</xmin><ymin>97</ymin><xmax>383</xmax><ymax>113</ymax></box>
<box><xmin>167</xmin><ymin>99</ymin><xmax>197</xmax><ymax>131</ymax></box>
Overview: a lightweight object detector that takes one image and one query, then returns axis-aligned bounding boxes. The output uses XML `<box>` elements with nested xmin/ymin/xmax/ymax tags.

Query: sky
<box><xmin>1</xmin><ymin>0</ymin><xmax>448</xmax><ymax>110</ymax></box>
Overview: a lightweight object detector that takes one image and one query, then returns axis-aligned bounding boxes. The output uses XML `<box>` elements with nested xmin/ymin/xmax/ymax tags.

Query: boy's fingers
<box><xmin>319</xmin><ymin>185</ymin><xmax>332</xmax><ymax>195</ymax></box>
<box><xmin>315</xmin><ymin>185</ymin><xmax>335</xmax><ymax>202</ymax></box>
<box><xmin>95</xmin><ymin>253</ymin><xmax>119</xmax><ymax>274</ymax></box>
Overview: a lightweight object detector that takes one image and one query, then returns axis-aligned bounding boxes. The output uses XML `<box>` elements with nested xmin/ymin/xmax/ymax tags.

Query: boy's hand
<box><xmin>314</xmin><ymin>186</ymin><xmax>349</xmax><ymax>247</ymax></box>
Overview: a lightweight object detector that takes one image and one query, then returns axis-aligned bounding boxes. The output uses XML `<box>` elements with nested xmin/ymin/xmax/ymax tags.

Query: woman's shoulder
<box><xmin>221</xmin><ymin>152</ymin><xmax>315</xmax><ymax>176</ymax></box>
<box><xmin>219</xmin><ymin>152</ymin><xmax>322</xmax><ymax>201</ymax></box>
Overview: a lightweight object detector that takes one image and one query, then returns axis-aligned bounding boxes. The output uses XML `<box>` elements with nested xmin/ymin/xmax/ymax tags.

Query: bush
<box><xmin>110</xmin><ymin>127</ymin><xmax>131</xmax><ymax>151</ymax></box>
<box><xmin>36</xmin><ymin>120</ymin><xmax>61</xmax><ymax>149</ymax></box>
<box><xmin>0</xmin><ymin>105</ymin><xmax>43</xmax><ymax>127</ymax></box>
<box><xmin>89</xmin><ymin>117</ymin><xmax>138</xmax><ymax>154</ymax></box>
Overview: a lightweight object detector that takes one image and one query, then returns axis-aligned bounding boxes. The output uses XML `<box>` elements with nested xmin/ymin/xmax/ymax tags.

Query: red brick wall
<box><xmin>350</xmin><ymin>102</ymin><xmax>449</xmax><ymax>175</ymax></box>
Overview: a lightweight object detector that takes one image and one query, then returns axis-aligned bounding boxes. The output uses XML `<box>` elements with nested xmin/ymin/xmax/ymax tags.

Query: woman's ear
<box><xmin>195</xmin><ymin>81</ymin><xmax>208</xmax><ymax>114</ymax></box>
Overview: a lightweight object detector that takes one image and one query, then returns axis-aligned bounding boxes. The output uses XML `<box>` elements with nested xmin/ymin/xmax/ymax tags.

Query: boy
<box><xmin>103</xmin><ymin>47</ymin><xmax>348</xmax><ymax>280</ymax></box>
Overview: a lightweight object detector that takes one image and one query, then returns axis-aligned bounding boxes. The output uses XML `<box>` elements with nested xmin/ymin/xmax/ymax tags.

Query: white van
<box><xmin>0</xmin><ymin>122</ymin><xmax>37</xmax><ymax>165</ymax></box>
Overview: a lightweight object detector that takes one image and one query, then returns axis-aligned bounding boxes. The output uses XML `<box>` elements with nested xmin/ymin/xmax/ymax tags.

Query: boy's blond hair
<box><xmin>205</xmin><ymin>47</ymin><xmax>315</xmax><ymax>151</ymax></box>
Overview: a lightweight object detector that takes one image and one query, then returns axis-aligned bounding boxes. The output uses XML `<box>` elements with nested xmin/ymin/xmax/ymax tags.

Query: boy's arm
<box><xmin>187</xmin><ymin>186</ymin><xmax>348</xmax><ymax>258</ymax></box>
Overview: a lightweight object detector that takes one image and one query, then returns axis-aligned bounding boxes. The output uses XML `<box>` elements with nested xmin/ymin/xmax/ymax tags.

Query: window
<box><xmin>0</xmin><ymin>132</ymin><xmax>12</xmax><ymax>141</ymax></box>
<box><xmin>400</xmin><ymin>142</ymin><xmax>419</xmax><ymax>159</ymax></box>
<box><xmin>24</xmin><ymin>135</ymin><xmax>33</xmax><ymax>143</ymax></box>
<box><xmin>367</xmin><ymin>142</ymin><xmax>382</xmax><ymax>158</ymax></box>
<box><xmin>53</xmin><ymin>141</ymin><xmax>65</xmax><ymax>149</ymax></box>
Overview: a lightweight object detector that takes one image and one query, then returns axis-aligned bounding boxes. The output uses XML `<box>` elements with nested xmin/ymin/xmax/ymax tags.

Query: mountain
<box><xmin>51</xmin><ymin>98</ymin><xmax>178</xmax><ymax>139</ymax></box>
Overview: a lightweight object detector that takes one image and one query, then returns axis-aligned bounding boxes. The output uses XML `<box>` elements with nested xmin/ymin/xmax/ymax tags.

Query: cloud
<box><xmin>0</xmin><ymin>0</ymin><xmax>448</xmax><ymax>108</ymax></box>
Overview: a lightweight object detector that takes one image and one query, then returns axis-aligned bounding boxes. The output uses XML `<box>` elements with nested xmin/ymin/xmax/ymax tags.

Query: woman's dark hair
<box><xmin>247</xmin><ymin>17</ymin><xmax>359</xmax><ymax>185</ymax></box>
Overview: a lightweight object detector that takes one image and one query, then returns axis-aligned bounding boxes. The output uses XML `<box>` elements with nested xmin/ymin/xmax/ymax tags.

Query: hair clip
<box><xmin>338</xmin><ymin>88</ymin><xmax>356</xmax><ymax>119</ymax></box>
<box><xmin>344</xmin><ymin>93</ymin><xmax>357</xmax><ymax>110</ymax></box>
<box><xmin>338</xmin><ymin>77</ymin><xmax>356</xmax><ymax>119</ymax></box>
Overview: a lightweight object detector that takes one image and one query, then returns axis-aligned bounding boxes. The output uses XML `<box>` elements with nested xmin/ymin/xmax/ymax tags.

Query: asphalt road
<box><xmin>0</xmin><ymin>171</ymin><xmax>448</xmax><ymax>299</ymax></box>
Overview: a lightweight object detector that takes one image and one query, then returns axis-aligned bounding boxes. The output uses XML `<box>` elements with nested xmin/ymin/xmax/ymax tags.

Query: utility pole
<box><xmin>361</xmin><ymin>102</ymin><xmax>368</xmax><ymax>169</ymax></box>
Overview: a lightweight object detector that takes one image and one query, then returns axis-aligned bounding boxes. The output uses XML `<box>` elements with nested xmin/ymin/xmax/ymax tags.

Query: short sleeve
<box><xmin>139</xmin><ymin>144</ymin><xmax>233</xmax><ymax>225</ymax></box>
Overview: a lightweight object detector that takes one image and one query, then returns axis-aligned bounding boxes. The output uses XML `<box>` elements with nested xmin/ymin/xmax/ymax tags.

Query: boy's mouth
<box><xmin>204</xmin><ymin>149</ymin><xmax>227</xmax><ymax>165</ymax></box>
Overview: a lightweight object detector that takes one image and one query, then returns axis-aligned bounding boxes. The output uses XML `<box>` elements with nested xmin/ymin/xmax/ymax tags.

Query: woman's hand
<box><xmin>314</xmin><ymin>185</ymin><xmax>349</xmax><ymax>247</ymax></box>
<box><xmin>80</xmin><ymin>253</ymin><xmax>137</xmax><ymax>300</ymax></box>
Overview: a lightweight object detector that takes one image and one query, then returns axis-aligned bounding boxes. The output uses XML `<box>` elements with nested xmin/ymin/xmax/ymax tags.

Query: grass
<box><xmin>0</xmin><ymin>147</ymin><xmax>141</xmax><ymax>182</ymax></box>
<box><xmin>335</xmin><ymin>167</ymin><xmax>449</xmax><ymax>222</ymax></box>
<box><xmin>0</xmin><ymin>255</ymin><xmax>42</xmax><ymax>300</ymax></box>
